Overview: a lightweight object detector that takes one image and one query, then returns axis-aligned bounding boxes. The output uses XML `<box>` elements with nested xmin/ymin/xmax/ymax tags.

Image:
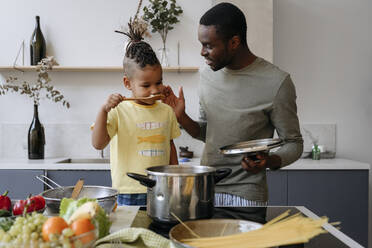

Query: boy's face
<box><xmin>198</xmin><ymin>24</ymin><xmax>234</xmax><ymax>71</ymax></box>
<box><xmin>124</xmin><ymin>64</ymin><xmax>163</xmax><ymax>105</ymax></box>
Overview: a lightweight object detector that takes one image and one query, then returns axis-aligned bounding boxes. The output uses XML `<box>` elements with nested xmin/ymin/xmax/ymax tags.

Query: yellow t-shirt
<box><xmin>107</xmin><ymin>101</ymin><xmax>181</xmax><ymax>193</ymax></box>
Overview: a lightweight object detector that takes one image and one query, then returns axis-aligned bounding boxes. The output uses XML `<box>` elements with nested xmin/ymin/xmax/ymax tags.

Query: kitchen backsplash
<box><xmin>0</xmin><ymin>123</ymin><xmax>205</xmax><ymax>159</ymax></box>
<box><xmin>0</xmin><ymin>123</ymin><xmax>335</xmax><ymax>160</ymax></box>
<box><xmin>300</xmin><ymin>123</ymin><xmax>336</xmax><ymax>158</ymax></box>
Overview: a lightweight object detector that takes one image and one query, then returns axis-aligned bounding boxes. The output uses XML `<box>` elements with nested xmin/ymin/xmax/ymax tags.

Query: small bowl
<box><xmin>169</xmin><ymin>218</ymin><xmax>262</xmax><ymax>246</ymax></box>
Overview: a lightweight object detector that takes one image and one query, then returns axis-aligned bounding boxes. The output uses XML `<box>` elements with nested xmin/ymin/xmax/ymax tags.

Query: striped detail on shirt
<box><xmin>214</xmin><ymin>193</ymin><xmax>268</xmax><ymax>207</ymax></box>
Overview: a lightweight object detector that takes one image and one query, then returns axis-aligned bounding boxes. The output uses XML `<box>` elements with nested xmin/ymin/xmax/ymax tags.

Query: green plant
<box><xmin>0</xmin><ymin>56</ymin><xmax>70</xmax><ymax>108</ymax></box>
<box><xmin>143</xmin><ymin>0</ymin><xmax>183</xmax><ymax>46</ymax></box>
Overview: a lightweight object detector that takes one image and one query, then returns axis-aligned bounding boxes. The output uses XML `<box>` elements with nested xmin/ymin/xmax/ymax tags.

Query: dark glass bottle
<box><xmin>28</xmin><ymin>105</ymin><xmax>45</xmax><ymax>159</ymax></box>
<box><xmin>30</xmin><ymin>16</ymin><xmax>46</xmax><ymax>65</ymax></box>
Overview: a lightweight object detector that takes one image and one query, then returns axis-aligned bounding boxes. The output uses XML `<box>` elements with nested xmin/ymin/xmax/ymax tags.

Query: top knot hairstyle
<box><xmin>200</xmin><ymin>2</ymin><xmax>248</xmax><ymax>47</ymax></box>
<box><xmin>115</xmin><ymin>18</ymin><xmax>160</xmax><ymax>78</ymax></box>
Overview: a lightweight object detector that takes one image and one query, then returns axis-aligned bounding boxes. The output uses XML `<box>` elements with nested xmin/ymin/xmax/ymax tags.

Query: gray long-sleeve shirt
<box><xmin>198</xmin><ymin>57</ymin><xmax>303</xmax><ymax>202</ymax></box>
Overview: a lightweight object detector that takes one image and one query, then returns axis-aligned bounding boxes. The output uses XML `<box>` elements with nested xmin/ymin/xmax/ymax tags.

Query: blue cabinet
<box><xmin>0</xmin><ymin>169</ymin><xmax>44</xmax><ymax>199</ymax></box>
<box><xmin>266</xmin><ymin>170</ymin><xmax>287</xmax><ymax>205</ymax></box>
<box><xmin>267</xmin><ymin>169</ymin><xmax>368</xmax><ymax>247</ymax></box>
<box><xmin>287</xmin><ymin>170</ymin><xmax>368</xmax><ymax>247</ymax></box>
<box><xmin>45</xmin><ymin>170</ymin><xmax>112</xmax><ymax>188</ymax></box>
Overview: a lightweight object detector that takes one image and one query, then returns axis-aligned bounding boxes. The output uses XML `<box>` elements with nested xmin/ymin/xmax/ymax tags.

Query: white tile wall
<box><xmin>0</xmin><ymin>123</ymin><xmax>204</xmax><ymax>159</ymax></box>
<box><xmin>0</xmin><ymin>123</ymin><xmax>99</xmax><ymax>159</ymax></box>
<box><xmin>1</xmin><ymin>123</ymin><xmax>337</xmax><ymax>160</ymax></box>
<box><xmin>300</xmin><ymin>123</ymin><xmax>336</xmax><ymax>158</ymax></box>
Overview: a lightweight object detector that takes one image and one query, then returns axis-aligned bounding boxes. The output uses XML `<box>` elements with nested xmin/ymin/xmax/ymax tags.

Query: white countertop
<box><xmin>0</xmin><ymin>157</ymin><xmax>369</xmax><ymax>170</ymax></box>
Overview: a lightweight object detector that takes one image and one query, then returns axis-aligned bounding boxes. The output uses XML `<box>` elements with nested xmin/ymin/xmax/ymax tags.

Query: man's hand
<box><xmin>161</xmin><ymin>85</ymin><xmax>185</xmax><ymax>120</ymax></box>
<box><xmin>103</xmin><ymin>93</ymin><xmax>124</xmax><ymax>113</ymax></box>
<box><xmin>241</xmin><ymin>153</ymin><xmax>281</xmax><ymax>173</ymax></box>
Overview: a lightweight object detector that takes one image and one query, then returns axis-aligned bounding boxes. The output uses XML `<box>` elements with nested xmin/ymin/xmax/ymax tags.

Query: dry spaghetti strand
<box><xmin>170</xmin><ymin>212</ymin><xmax>201</xmax><ymax>239</ymax></box>
<box><xmin>180</xmin><ymin>211</ymin><xmax>333</xmax><ymax>248</ymax></box>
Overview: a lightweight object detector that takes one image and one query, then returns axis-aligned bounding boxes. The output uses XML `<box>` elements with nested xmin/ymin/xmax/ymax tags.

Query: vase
<box><xmin>158</xmin><ymin>46</ymin><xmax>170</xmax><ymax>67</ymax></box>
<box><xmin>28</xmin><ymin>104</ymin><xmax>45</xmax><ymax>159</ymax></box>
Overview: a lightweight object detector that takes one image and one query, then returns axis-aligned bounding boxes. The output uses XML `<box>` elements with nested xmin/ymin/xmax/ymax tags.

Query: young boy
<box><xmin>92</xmin><ymin>34</ymin><xmax>180</xmax><ymax>206</ymax></box>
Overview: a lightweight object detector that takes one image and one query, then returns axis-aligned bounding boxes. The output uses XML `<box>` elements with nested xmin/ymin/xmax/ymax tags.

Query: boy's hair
<box><xmin>200</xmin><ymin>2</ymin><xmax>247</xmax><ymax>47</ymax></box>
<box><xmin>122</xmin><ymin>21</ymin><xmax>160</xmax><ymax>78</ymax></box>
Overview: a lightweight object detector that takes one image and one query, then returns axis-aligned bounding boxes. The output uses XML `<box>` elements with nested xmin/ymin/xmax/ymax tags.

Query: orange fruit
<box><xmin>42</xmin><ymin>216</ymin><xmax>69</xmax><ymax>241</ymax></box>
<box><xmin>71</xmin><ymin>218</ymin><xmax>96</xmax><ymax>244</ymax></box>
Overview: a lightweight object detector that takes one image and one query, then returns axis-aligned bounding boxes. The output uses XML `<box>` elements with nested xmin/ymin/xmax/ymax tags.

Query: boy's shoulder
<box><xmin>157</xmin><ymin>102</ymin><xmax>177</xmax><ymax>118</ymax></box>
<box><xmin>157</xmin><ymin>102</ymin><xmax>172</xmax><ymax>110</ymax></box>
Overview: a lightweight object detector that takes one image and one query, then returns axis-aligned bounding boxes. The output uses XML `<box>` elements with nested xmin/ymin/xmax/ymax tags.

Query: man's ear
<box><xmin>123</xmin><ymin>76</ymin><xmax>131</xmax><ymax>90</ymax></box>
<box><xmin>229</xmin><ymin>35</ymin><xmax>241</xmax><ymax>50</ymax></box>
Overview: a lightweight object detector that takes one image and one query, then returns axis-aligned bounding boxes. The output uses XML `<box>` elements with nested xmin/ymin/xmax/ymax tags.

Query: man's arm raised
<box><xmin>162</xmin><ymin>86</ymin><xmax>201</xmax><ymax>138</ymax></box>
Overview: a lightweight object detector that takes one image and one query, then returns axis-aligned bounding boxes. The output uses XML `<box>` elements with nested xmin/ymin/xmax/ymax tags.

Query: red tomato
<box><xmin>26</xmin><ymin>195</ymin><xmax>46</xmax><ymax>211</ymax></box>
<box><xmin>12</xmin><ymin>199</ymin><xmax>26</xmax><ymax>215</ymax></box>
<box><xmin>13</xmin><ymin>195</ymin><xmax>46</xmax><ymax>215</ymax></box>
<box><xmin>0</xmin><ymin>190</ymin><xmax>11</xmax><ymax>211</ymax></box>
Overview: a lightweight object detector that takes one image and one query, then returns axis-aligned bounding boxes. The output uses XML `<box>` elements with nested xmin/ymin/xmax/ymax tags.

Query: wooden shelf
<box><xmin>0</xmin><ymin>66</ymin><xmax>199</xmax><ymax>72</ymax></box>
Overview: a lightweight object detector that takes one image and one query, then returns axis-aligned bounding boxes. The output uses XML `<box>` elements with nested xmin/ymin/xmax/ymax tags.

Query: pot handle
<box><xmin>214</xmin><ymin>168</ymin><xmax>232</xmax><ymax>183</ymax></box>
<box><xmin>127</xmin><ymin>173</ymin><xmax>156</xmax><ymax>188</ymax></box>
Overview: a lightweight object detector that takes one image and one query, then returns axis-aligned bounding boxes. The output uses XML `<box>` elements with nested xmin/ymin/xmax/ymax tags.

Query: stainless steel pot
<box><xmin>36</xmin><ymin>175</ymin><xmax>118</xmax><ymax>214</ymax></box>
<box><xmin>127</xmin><ymin>165</ymin><xmax>231</xmax><ymax>223</ymax></box>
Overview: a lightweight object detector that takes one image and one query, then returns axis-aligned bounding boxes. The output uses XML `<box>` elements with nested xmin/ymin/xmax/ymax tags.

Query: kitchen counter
<box><xmin>0</xmin><ymin>157</ymin><xmax>369</xmax><ymax>170</ymax></box>
<box><xmin>0</xmin><ymin>158</ymin><xmax>369</xmax><ymax>246</ymax></box>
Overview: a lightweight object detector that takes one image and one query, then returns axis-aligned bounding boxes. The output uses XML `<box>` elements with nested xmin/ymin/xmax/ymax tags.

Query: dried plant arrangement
<box><xmin>0</xmin><ymin>56</ymin><xmax>70</xmax><ymax>108</ymax></box>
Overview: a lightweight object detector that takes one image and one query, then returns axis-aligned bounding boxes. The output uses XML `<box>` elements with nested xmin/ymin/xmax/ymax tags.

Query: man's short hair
<box><xmin>200</xmin><ymin>2</ymin><xmax>247</xmax><ymax>47</ymax></box>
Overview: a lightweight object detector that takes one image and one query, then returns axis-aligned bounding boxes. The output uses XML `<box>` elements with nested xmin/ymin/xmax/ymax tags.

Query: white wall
<box><xmin>274</xmin><ymin>0</ymin><xmax>372</xmax><ymax>167</ymax></box>
<box><xmin>274</xmin><ymin>1</ymin><xmax>372</xmax><ymax>246</ymax></box>
<box><xmin>0</xmin><ymin>0</ymin><xmax>211</xmax><ymax>158</ymax></box>
<box><xmin>0</xmin><ymin>0</ymin><xmax>273</xmax><ymax>158</ymax></box>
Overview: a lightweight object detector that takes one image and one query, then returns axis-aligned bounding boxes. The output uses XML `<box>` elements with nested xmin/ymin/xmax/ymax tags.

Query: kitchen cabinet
<box><xmin>45</xmin><ymin>170</ymin><xmax>111</xmax><ymax>188</ymax></box>
<box><xmin>266</xmin><ymin>170</ymin><xmax>287</xmax><ymax>205</ymax></box>
<box><xmin>287</xmin><ymin>170</ymin><xmax>368</xmax><ymax>247</ymax></box>
<box><xmin>0</xmin><ymin>169</ymin><xmax>44</xmax><ymax>199</ymax></box>
<box><xmin>267</xmin><ymin>169</ymin><xmax>368</xmax><ymax>247</ymax></box>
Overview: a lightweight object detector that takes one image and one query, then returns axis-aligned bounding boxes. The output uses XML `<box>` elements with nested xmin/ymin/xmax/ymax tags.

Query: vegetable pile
<box><xmin>0</xmin><ymin>196</ymin><xmax>111</xmax><ymax>248</ymax></box>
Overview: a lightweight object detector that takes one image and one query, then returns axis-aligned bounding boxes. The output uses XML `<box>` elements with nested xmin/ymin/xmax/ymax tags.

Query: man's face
<box><xmin>198</xmin><ymin>25</ymin><xmax>233</xmax><ymax>71</ymax></box>
<box><xmin>124</xmin><ymin>64</ymin><xmax>163</xmax><ymax>105</ymax></box>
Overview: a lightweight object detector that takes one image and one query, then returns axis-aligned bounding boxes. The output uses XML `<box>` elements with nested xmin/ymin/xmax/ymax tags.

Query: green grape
<box><xmin>62</xmin><ymin>228</ymin><xmax>74</xmax><ymax>238</ymax></box>
<box><xmin>31</xmin><ymin>232</ymin><xmax>39</xmax><ymax>240</ymax></box>
<box><xmin>49</xmin><ymin>233</ymin><xmax>58</xmax><ymax>242</ymax></box>
<box><xmin>62</xmin><ymin>242</ymin><xmax>72</xmax><ymax>248</ymax></box>
<box><xmin>73</xmin><ymin>239</ymin><xmax>83</xmax><ymax>248</ymax></box>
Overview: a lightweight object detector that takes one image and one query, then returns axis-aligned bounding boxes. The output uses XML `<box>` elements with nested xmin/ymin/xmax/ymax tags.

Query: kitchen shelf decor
<box><xmin>143</xmin><ymin>0</ymin><xmax>183</xmax><ymax>67</ymax></box>
<box><xmin>0</xmin><ymin>56</ymin><xmax>70</xmax><ymax>159</ymax></box>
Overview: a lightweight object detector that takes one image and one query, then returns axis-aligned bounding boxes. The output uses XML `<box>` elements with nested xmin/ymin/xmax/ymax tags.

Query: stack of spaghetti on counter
<box><xmin>180</xmin><ymin>210</ymin><xmax>337</xmax><ymax>248</ymax></box>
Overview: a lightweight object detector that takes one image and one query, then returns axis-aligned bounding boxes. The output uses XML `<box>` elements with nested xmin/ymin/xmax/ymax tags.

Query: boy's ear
<box><xmin>123</xmin><ymin>76</ymin><xmax>131</xmax><ymax>90</ymax></box>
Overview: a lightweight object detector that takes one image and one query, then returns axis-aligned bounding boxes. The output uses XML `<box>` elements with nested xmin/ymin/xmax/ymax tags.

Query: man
<box><xmin>162</xmin><ymin>2</ymin><xmax>303</xmax><ymax>221</ymax></box>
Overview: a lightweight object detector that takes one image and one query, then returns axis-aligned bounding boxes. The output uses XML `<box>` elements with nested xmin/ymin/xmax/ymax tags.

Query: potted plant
<box><xmin>0</xmin><ymin>56</ymin><xmax>70</xmax><ymax>159</ymax></box>
<box><xmin>143</xmin><ymin>0</ymin><xmax>183</xmax><ymax>66</ymax></box>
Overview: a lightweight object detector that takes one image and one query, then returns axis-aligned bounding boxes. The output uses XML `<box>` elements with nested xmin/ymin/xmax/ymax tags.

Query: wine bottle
<box><xmin>30</xmin><ymin>16</ymin><xmax>46</xmax><ymax>65</ymax></box>
<box><xmin>28</xmin><ymin>105</ymin><xmax>45</xmax><ymax>159</ymax></box>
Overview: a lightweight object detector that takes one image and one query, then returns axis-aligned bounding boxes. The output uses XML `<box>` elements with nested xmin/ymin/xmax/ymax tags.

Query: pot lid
<box><xmin>220</xmin><ymin>138</ymin><xmax>283</xmax><ymax>155</ymax></box>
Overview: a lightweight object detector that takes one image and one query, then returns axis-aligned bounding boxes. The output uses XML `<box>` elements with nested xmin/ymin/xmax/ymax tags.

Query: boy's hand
<box><xmin>161</xmin><ymin>85</ymin><xmax>185</xmax><ymax>120</ymax></box>
<box><xmin>103</xmin><ymin>94</ymin><xmax>124</xmax><ymax>113</ymax></box>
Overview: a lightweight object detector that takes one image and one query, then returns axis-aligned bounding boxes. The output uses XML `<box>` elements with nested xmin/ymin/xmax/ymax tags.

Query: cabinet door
<box><xmin>266</xmin><ymin>170</ymin><xmax>287</xmax><ymax>205</ymax></box>
<box><xmin>287</xmin><ymin>170</ymin><xmax>368</xmax><ymax>247</ymax></box>
<box><xmin>0</xmin><ymin>169</ymin><xmax>44</xmax><ymax>199</ymax></box>
<box><xmin>46</xmin><ymin>170</ymin><xmax>112</xmax><ymax>188</ymax></box>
